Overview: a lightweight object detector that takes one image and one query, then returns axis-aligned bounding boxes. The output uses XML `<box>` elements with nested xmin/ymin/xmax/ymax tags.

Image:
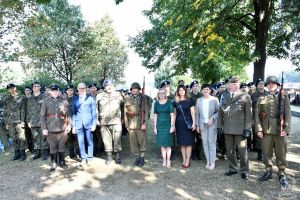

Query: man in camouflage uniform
<box><xmin>189</xmin><ymin>80</ymin><xmax>203</xmax><ymax>160</ymax></box>
<box><xmin>96</xmin><ymin>80</ymin><xmax>124</xmax><ymax>164</ymax></box>
<box><xmin>251</xmin><ymin>78</ymin><xmax>268</xmax><ymax>161</ymax></box>
<box><xmin>124</xmin><ymin>82</ymin><xmax>149</xmax><ymax>167</ymax></box>
<box><xmin>255</xmin><ymin>76</ymin><xmax>291</xmax><ymax>187</ymax></box>
<box><xmin>218</xmin><ymin>77</ymin><xmax>252</xmax><ymax>180</ymax></box>
<box><xmin>65</xmin><ymin>84</ymin><xmax>79</xmax><ymax>159</ymax></box>
<box><xmin>4</xmin><ymin>83</ymin><xmax>27</xmax><ymax>161</ymax></box>
<box><xmin>24</xmin><ymin>86</ymin><xmax>34</xmax><ymax>153</ymax></box>
<box><xmin>41</xmin><ymin>84</ymin><xmax>70</xmax><ymax>171</ymax></box>
<box><xmin>0</xmin><ymin>94</ymin><xmax>10</xmax><ymax>151</ymax></box>
<box><xmin>27</xmin><ymin>81</ymin><xmax>49</xmax><ymax>160</ymax></box>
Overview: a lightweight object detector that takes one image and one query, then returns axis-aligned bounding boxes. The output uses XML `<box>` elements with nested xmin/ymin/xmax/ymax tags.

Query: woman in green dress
<box><xmin>153</xmin><ymin>88</ymin><xmax>175</xmax><ymax>168</ymax></box>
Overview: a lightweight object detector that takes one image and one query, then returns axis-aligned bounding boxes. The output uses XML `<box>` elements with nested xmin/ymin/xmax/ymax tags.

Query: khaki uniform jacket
<box><xmin>27</xmin><ymin>93</ymin><xmax>48</xmax><ymax>127</ymax></box>
<box><xmin>96</xmin><ymin>91</ymin><xmax>124</xmax><ymax>125</ymax></box>
<box><xmin>255</xmin><ymin>93</ymin><xmax>291</xmax><ymax>135</ymax></box>
<box><xmin>3</xmin><ymin>94</ymin><xmax>25</xmax><ymax>126</ymax></box>
<box><xmin>40</xmin><ymin>97</ymin><xmax>69</xmax><ymax>132</ymax></box>
<box><xmin>251</xmin><ymin>90</ymin><xmax>268</xmax><ymax>117</ymax></box>
<box><xmin>124</xmin><ymin>93</ymin><xmax>149</xmax><ymax>130</ymax></box>
<box><xmin>218</xmin><ymin>90</ymin><xmax>252</xmax><ymax>135</ymax></box>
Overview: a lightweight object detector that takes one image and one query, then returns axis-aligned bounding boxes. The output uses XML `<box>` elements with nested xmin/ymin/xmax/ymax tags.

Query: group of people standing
<box><xmin>0</xmin><ymin>74</ymin><xmax>291</xmax><ymax>188</ymax></box>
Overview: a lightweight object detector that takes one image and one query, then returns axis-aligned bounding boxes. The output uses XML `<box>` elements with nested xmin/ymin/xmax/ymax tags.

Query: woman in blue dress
<box><xmin>153</xmin><ymin>88</ymin><xmax>175</xmax><ymax>168</ymax></box>
<box><xmin>174</xmin><ymin>85</ymin><xmax>196</xmax><ymax>168</ymax></box>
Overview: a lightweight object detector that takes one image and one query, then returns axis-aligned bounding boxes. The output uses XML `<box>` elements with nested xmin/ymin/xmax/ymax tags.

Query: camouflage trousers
<box><xmin>101</xmin><ymin>124</ymin><xmax>122</xmax><ymax>153</ymax></box>
<box><xmin>31</xmin><ymin>127</ymin><xmax>49</xmax><ymax>150</ymax></box>
<box><xmin>9</xmin><ymin>123</ymin><xmax>27</xmax><ymax>150</ymax></box>
<box><xmin>0</xmin><ymin>124</ymin><xmax>10</xmax><ymax>149</ymax></box>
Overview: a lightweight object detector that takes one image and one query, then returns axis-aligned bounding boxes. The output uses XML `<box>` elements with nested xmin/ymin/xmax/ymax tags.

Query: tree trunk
<box><xmin>253</xmin><ymin>0</ymin><xmax>271</xmax><ymax>81</ymax></box>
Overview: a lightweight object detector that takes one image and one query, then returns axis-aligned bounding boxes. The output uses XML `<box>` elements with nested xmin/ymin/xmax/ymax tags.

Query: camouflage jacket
<box><xmin>3</xmin><ymin>93</ymin><xmax>26</xmax><ymax>125</ymax></box>
<box><xmin>124</xmin><ymin>93</ymin><xmax>150</xmax><ymax>129</ymax></box>
<box><xmin>27</xmin><ymin>93</ymin><xmax>48</xmax><ymax>127</ymax></box>
<box><xmin>189</xmin><ymin>91</ymin><xmax>203</xmax><ymax>106</ymax></box>
<box><xmin>96</xmin><ymin>91</ymin><xmax>124</xmax><ymax>125</ymax></box>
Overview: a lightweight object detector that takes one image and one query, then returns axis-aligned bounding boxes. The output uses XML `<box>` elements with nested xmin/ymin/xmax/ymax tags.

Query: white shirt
<box><xmin>202</xmin><ymin>97</ymin><xmax>210</xmax><ymax>123</ymax></box>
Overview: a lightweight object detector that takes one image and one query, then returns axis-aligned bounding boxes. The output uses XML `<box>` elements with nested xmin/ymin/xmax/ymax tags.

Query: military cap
<box><xmin>247</xmin><ymin>82</ymin><xmax>254</xmax><ymax>87</ymax></box>
<box><xmin>88</xmin><ymin>83</ymin><xmax>97</xmax><ymax>88</ymax></box>
<box><xmin>217</xmin><ymin>82</ymin><xmax>225</xmax><ymax>88</ymax></box>
<box><xmin>32</xmin><ymin>81</ymin><xmax>40</xmax><ymax>86</ymax></box>
<box><xmin>49</xmin><ymin>83</ymin><xmax>59</xmax><ymax>90</ymax></box>
<box><xmin>255</xmin><ymin>78</ymin><xmax>264</xmax><ymax>87</ymax></box>
<box><xmin>6</xmin><ymin>83</ymin><xmax>16</xmax><ymax>89</ymax></box>
<box><xmin>160</xmin><ymin>80</ymin><xmax>170</xmax><ymax>88</ymax></box>
<box><xmin>240</xmin><ymin>83</ymin><xmax>247</xmax><ymax>88</ymax></box>
<box><xmin>229</xmin><ymin>77</ymin><xmax>240</xmax><ymax>83</ymax></box>
<box><xmin>65</xmin><ymin>84</ymin><xmax>74</xmax><ymax>90</ymax></box>
<box><xmin>130</xmin><ymin>82</ymin><xmax>141</xmax><ymax>91</ymax></box>
<box><xmin>190</xmin><ymin>80</ymin><xmax>199</xmax><ymax>88</ymax></box>
<box><xmin>103</xmin><ymin>79</ymin><xmax>113</xmax><ymax>87</ymax></box>
<box><xmin>185</xmin><ymin>84</ymin><xmax>190</xmax><ymax>89</ymax></box>
<box><xmin>265</xmin><ymin>76</ymin><xmax>280</xmax><ymax>86</ymax></box>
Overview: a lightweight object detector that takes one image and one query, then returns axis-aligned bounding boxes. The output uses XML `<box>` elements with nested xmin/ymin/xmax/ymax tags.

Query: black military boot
<box><xmin>191</xmin><ymin>150</ymin><xmax>197</xmax><ymax>160</ymax></box>
<box><xmin>133</xmin><ymin>156</ymin><xmax>140</xmax><ymax>166</ymax></box>
<box><xmin>58</xmin><ymin>152</ymin><xmax>68</xmax><ymax>169</ymax></box>
<box><xmin>115</xmin><ymin>152</ymin><xmax>122</xmax><ymax>164</ymax></box>
<box><xmin>50</xmin><ymin>153</ymin><xmax>57</xmax><ymax>171</ymax></box>
<box><xmin>32</xmin><ymin>149</ymin><xmax>41</xmax><ymax>160</ymax></box>
<box><xmin>41</xmin><ymin>149</ymin><xmax>49</xmax><ymax>160</ymax></box>
<box><xmin>19</xmin><ymin>149</ymin><xmax>27</xmax><ymax>161</ymax></box>
<box><xmin>11</xmin><ymin>149</ymin><xmax>20</xmax><ymax>161</ymax></box>
<box><xmin>195</xmin><ymin>150</ymin><xmax>201</xmax><ymax>160</ymax></box>
<box><xmin>105</xmin><ymin>152</ymin><xmax>113</xmax><ymax>165</ymax></box>
<box><xmin>138</xmin><ymin>157</ymin><xmax>145</xmax><ymax>167</ymax></box>
<box><xmin>69</xmin><ymin>147</ymin><xmax>76</xmax><ymax>159</ymax></box>
<box><xmin>259</xmin><ymin>171</ymin><xmax>272</xmax><ymax>181</ymax></box>
<box><xmin>257</xmin><ymin>149</ymin><xmax>263</xmax><ymax>161</ymax></box>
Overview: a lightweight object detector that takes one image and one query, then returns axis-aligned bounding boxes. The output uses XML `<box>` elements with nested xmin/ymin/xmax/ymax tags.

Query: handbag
<box><xmin>179</xmin><ymin>104</ymin><xmax>193</xmax><ymax>129</ymax></box>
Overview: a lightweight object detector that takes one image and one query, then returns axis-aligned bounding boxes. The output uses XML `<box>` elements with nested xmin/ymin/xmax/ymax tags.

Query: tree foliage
<box><xmin>130</xmin><ymin>0</ymin><xmax>300</xmax><ymax>82</ymax></box>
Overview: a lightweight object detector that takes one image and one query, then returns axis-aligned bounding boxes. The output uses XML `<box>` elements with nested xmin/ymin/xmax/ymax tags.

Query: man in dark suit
<box><xmin>72</xmin><ymin>83</ymin><xmax>97</xmax><ymax>164</ymax></box>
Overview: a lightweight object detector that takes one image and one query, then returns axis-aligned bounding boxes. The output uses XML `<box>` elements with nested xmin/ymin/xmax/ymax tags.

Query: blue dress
<box><xmin>154</xmin><ymin>100</ymin><xmax>174</xmax><ymax>147</ymax></box>
<box><xmin>174</xmin><ymin>99</ymin><xmax>194</xmax><ymax>146</ymax></box>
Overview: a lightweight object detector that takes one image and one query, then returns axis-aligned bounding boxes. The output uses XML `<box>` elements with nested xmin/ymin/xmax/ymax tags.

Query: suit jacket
<box><xmin>195</xmin><ymin>96</ymin><xmax>219</xmax><ymax>131</ymax></box>
<box><xmin>72</xmin><ymin>94</ymin><xmax>97</xmax><ymax>130</ymax></box>
<box><xmin>218</xmin><ymin>90</ymin><xmax>252</xmax><ymax>135</ymax></box>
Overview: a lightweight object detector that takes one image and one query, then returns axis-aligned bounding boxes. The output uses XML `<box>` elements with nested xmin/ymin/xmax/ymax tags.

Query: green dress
<box><xmin>154</xmin><ymin>100</ymin><xmax>174</xmax><ymax>147</ymax></box>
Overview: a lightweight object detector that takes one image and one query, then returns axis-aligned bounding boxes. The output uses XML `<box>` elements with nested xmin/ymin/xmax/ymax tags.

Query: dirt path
<box><xmin>0</xmin><ymin>117</ymin><xmax>299</xmax><ymax>200</ymax></box>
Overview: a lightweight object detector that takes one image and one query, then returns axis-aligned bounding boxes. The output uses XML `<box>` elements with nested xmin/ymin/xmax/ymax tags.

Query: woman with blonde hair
<box><xmin>173</xmin><ymin>85</ymin><xmax>195</xmax><ymax>168</ymax></box>
<box><xmin>153</xmin><ymin>88</ymin><xmax>175</xmax><ymax>168</ymax></box>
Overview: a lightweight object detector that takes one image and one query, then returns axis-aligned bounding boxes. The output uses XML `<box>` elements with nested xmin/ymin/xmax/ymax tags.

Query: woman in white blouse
<box><xmin>195</xmin><ymin>84</ymin><xmax>220</xmax><ymax>170</ymax></box>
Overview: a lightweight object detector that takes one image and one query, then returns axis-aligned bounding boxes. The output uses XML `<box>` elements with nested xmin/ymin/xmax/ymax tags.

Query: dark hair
<box><xmin>201</xmin><ymin>84</ymin><xmax>211</xmax><ymax>90</ymax></box>
<box><xmin>175</xmin><ymin>85</ymin><xmax>189</xmax><ymax>102</ymax></box>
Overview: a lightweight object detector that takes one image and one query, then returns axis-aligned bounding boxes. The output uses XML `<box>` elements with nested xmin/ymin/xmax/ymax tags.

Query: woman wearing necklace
<box><xmin>153</xmin><ymin>88</ymin><xmax>175</xmax><ymax>168</ymax></box>
<box><xmin>173</xmin><ymin>85</ymin><xmax>196</xmax><ymax>168</ymax></box>
<box><xmin>195</xmin><ymin>84</ymin><xmax>220</xmax><ymax>170</ymax></box>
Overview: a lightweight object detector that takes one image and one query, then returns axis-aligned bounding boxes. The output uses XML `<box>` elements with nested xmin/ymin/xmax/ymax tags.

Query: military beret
<box><xmin>160</xmin><ymin>80</ymin><xmax>170</xmax><ymax>88</ymax></box>
<box><xmin>247</xmin><ymin>82</ymin><xmax>254</xmax><ymax>87</ymax></box>
<box><xmin>32</xmin><ymin>81</ymin><xmax>40</xmax><ymax>86</ymax></box>
<box><xmin>6</xmin><ymin>83</ymin><xmax>16</xmax><ymax>89</ymax></box>
<box><xmin>103</xmin><ymin>79</ymin><xmax>113</xmax><ymax>87</ymax></box>
<box><xmin>49</xmin><ymin>83</ymin><xmax>59</xmax><ymax>90</ymax></box>
<box><xmin>185</xmin><ymin>84</ymin><xmax>190</xmax><ymax>89</ymax></box>
<box><xmin>88</xmin><ymin>83</ymin><xmax>97</xmax><ymax>88</ymax></box>
<box><xmin>255</xmin><ymin>78</ymin><xmax>265</xmax><ymax>87</ymax></box>
<box><xmin>24</xmin><ymin>86</ymin><xmax>32</xmax><ymax>90</ymax></box>
<box><xmin>240</xmin><ymin>83</ymin><xmax>247</xmax><ymax>88</ymax></box>
<box><xmin>217</xmin><ymin>82</ymin><xmax>225</xmax><ymax>88</ymax></box>
<box><xmin>178</xmin><ymin>80</ymin><xmax>184</xmax><ymax>85</ymax></box>
<box><xmin>190</xmin><ymin>80</ymin><xmax>199</xmax><ymax>88</ymax></box>
<box><xmin>65</xmin><ymin>84</ymin><xmax>74</xmax><ymax>90</ymax></box>
<box><xmin>224</xmin><ymin>76</ymin><xmax>233</xmax><ymax>84</ymax></box>
<box><xmin>229</xmin><ymin>77</ymin><xmax>240</xmax><ymax>83</ymax></box>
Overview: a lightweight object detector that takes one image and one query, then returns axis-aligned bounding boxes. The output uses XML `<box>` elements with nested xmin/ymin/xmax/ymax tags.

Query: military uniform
<box><xmin>24</xmin><ymin>95</ymin><xmax>34</xmax><ymax>153</ymax></box>
<box><xmin>255</xmin><ymin>77</ymin><xmax>291</xmax><ymax>186</ymax></box>
<box><xmin>218</xmin><ymin>82</ymin><xmax>252</xmax><ymax>178</ymax></box>
<box><xmin>3</xmin><ymin>90</ymin><xmax>27</xmax><ymax>160</ymax></box>
<box><xmin>27</xmin><ymin>93</ymin><xmax>49</xmax><ymax>159</ymax></box>
<box><xmin>41</xmin><ymin>87</ymin><xmax>70</xmax><ymax>170</ymax></box>
<box><xmin>0</xmin><ymin>95</ymin><xmax>9</xmax><ymax>150</ymax></box>
<box><xmin>96</xmin><ymin>90</ymin><xmax>124</xmax><ymax>164</ymax></box>
<box><xmin>124</xmin><ymin>83</ymin><xmax>149</xmax><ymax>166</ymax></box>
